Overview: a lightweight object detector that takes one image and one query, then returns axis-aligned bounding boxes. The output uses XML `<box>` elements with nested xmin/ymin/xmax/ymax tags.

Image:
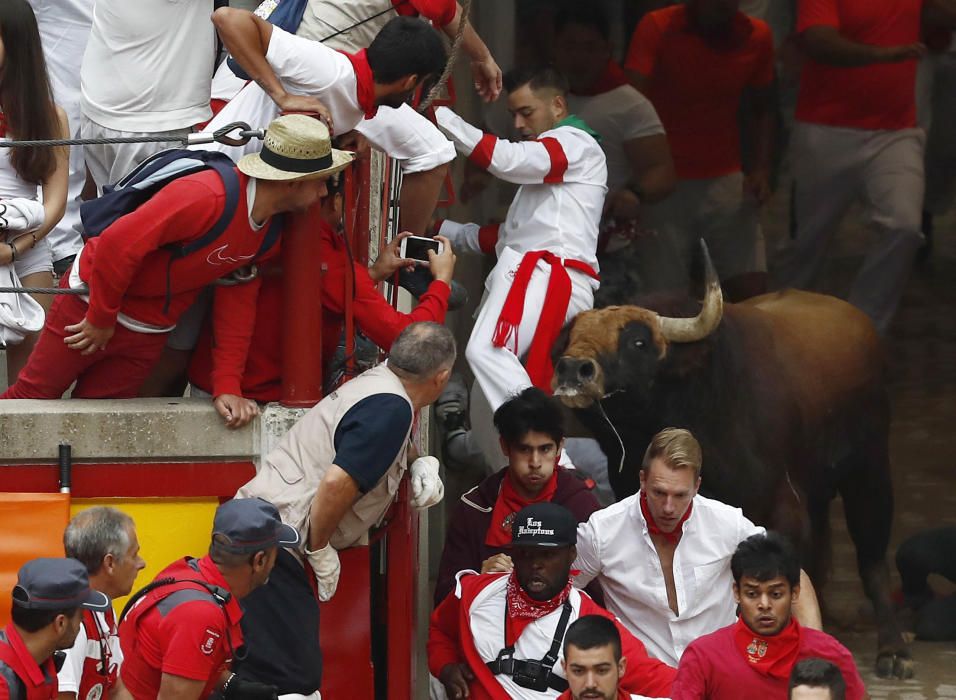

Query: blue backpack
<box><xmin>79</xmin><ymin>148</ymin><xmax>283</xmax><ymax>311</ymax></box>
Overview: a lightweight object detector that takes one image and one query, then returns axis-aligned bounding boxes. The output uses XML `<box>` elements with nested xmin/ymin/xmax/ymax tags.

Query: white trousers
<box><xmin>465</xmin><ymin>247</ymin><xmax>596</xmax><ymax>413</ymax></box>
<box><xmin>641</xmin><ymin>171</ymin><xmax>766</xmax><ymax>282</ymax></box>
<box><xmin>775</xmin><ymin>121</ymin><xmax>925</xmax><ymax>334</ymax></box>
<box><xmin>81</xmin><ymin>117</ymin><xmax>189</xmax><ymax>190</ymax></box>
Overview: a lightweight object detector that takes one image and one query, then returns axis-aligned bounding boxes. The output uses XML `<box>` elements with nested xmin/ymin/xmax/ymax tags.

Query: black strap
<box><xmin>485</xmin><ymin>599</ymin><xmax>573</xmax><ymax>691</ymax></box>
<box><xmin>119</xmin><ymin>575</ymin><xmax>231</xmax><ymax>623</ymax></box>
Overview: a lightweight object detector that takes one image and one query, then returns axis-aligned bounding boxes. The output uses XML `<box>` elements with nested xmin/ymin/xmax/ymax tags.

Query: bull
<box><xmin>552</xmin><ymin>244</ymin><xmax>910</xmax><ymax>678</ymax></box>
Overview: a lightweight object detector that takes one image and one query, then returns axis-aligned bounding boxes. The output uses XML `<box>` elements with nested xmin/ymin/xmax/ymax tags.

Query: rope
<box><xmin>0</xmin><ymin>287</ymin><xmax>86</xmax><ymax>295</ymax></box>
<box><xmin>419</xmin><ymin>0</ymin><xmax>471</xmax><ymax>112</ymax></box>
<box><xmin>0</xmin><ymin>123</ymin><xmax>264</xmax><ymax>149</ymax></box>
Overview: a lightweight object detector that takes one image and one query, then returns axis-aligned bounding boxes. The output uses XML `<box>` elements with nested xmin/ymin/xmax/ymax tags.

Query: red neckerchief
<box><xmin>485</xmin><ymin>469</ymin><xmax>559</xmax><ymax>547</ymax></box>
<box><xmin>571</xmin><ymin>59</ymin><xmax>630</xmax><ymax>97</ymax></box>
<box><xmin>733</xmin><ymin>616</ymin><xmax>802</xmax><ymax>680</ymax></box>
<box><xmin>492</xmin><ymin>251</ymin><xmax>599</xmax><ymax>392</ymax></box>
<box><xmin>340</xmin><ymin>49</ymin><xmax>378</xmax><ymax>120</ymax></box>
<box><xmin>505</xmin><ymin>571</ymin><xmax>573</xmax><ymax>646</ymax></box>
<box><xmin>640</xmin><ymin>490</ymin><xmax>692</xmax><ymax>545</ymax></box>
<box><xmin>0</xmin><ymin>111</ymin><xmax>7</xmax><ymax>138</ymax></box>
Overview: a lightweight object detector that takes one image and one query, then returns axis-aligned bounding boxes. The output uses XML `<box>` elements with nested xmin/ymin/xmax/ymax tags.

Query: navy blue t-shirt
<box><xmin>332</xmin><ymin>394</ymin><xmax>413</xmax><ymax>492</ymax></box>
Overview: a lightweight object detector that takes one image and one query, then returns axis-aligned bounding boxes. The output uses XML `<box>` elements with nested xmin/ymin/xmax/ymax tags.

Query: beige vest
<box><xmin>237</xmin><ymin>364</ymin><xmax>413</xmax><ymax>549</ymax></box>
<box><xmin>297</xmin><ymin>0</ymin><xmax>397</xmax><ymax>52</ymax></box>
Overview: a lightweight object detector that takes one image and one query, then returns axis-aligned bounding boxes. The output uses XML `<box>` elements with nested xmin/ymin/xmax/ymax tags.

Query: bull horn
<box><xmin>657</xmin><ymin>239</ymin><xmax>723</xmax><ymax>343</ymax></box>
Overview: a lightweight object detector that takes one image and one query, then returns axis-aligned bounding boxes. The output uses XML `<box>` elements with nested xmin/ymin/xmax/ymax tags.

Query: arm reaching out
<box><xmin>435</xmin><ymin>107</ymin><xmax>577</xmax><ymax>186</ymax></box>
<box><xmin>212</xmin><ymin>8</ymin><xmax>333</xmax><ymax>129</ymax></box>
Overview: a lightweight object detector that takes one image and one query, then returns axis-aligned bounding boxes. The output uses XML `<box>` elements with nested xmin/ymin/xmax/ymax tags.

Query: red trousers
<box><xmin>1</xmin><ymin>293</ymin><xmax>168</xmax><ymax>399</ymax></box>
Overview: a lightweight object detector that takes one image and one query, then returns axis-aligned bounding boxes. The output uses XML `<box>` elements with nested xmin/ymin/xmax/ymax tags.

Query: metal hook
<box><xmin>213</xmin><ymin>121</ymin><xmax>261</xmax><ymax>147</ymax></box>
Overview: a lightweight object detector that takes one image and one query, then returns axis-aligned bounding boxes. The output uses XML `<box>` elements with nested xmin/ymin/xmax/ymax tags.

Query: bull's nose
<box><xmin>555</xmin><ymin>357</ymin><xmax>597</xmax><ymax>383</ymax></box>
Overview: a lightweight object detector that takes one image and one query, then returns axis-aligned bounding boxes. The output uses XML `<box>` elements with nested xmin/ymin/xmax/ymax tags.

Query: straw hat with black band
<box><xmin>238</xmin><ymin>114</ymin><xmax>354</xmax><ymax>182</ymax></box>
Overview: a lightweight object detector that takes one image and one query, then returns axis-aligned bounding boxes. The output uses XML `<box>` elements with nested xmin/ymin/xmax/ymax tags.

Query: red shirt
<box><xmin>670</xmin><ymin>621</ymin><xmax>866</xmax><ymax>699</ymax></box>
<box><xmin>78</xmin><ymin>169</ymin><xmax>278</xmax><ymax>396</ymax></box>
<box><xmin>0</xmin><ymin>625</ymin><xmax>57</xmax><ymax>700</ymax></box>
<box><xmin>187</xmin><ymin>220</ymin><xmax>450</xmax><ymax>402</ymax></box>
<box><xmin>795</xmin><ymin>0</ymin><xmax>922</xmax><ymax>130</ymax></box>
<box><xmin>428</xmin><ymin>573</ymin><xmax>675</xmax><ymax>700</ymax></box>
<box><xmin>118</xmin><ymin>557</ymin><xmax>243</xmax><ymax>700</ymax></box>
<box><xmin>625</xmin><ymin>5</ymin><xmax>775</xmax><ymax>179</ymax></box>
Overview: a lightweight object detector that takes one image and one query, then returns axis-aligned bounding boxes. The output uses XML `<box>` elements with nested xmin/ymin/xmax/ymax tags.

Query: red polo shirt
<box><xmin>0</xmin><ymin>625</ymin><xmax>57</xmax><ymax>700</ymax></box>
<box><xmin>795</xmin><ymin>0</ymin><xmax>923</xmax><ymax>130</ymax></box>
<box><xmin>670</xmin><ymin>621</ymin><xmax>865</xmax><ymax>699</ymax></box>
<box><xmin>625</xmin><ymin>5</ymin><xmax>774</xmax><ymax>179</ymax></box>
<box><xmin>118</xmin><ymin>557</ymin><xmax>243</xmax><ymax>700</ymax></box>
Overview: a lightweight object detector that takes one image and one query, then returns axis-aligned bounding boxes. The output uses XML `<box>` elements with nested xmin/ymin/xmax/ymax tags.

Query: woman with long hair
<box><xmin>0</xmin><ymin>0</ymin><xmax>69</xmax><ymax>384</ymax></box>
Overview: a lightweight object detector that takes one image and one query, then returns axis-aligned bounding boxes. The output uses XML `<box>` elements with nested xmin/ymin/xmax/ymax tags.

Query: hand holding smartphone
<box><xmin>399</xmin><ymin>235</ymin><xmax>445</xmax><ymax>264</ymax></box>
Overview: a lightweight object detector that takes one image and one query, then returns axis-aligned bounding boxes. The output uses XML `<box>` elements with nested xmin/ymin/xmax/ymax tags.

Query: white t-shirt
<box><xmin>57</xmin><ymin>610</ymin><xmax>124</xmax><ymax>697</ymax></box>
<box><xmin>202</xmin><ymin>27</ymin><xmax>455</xmax><ymax>173</ymax></box>
<box><xmin>80</xmin><ymin>0</ymin><xmax>215</xmax><ymax>132</ymax></box>
<box><xmin>567</xmin><ymin>86</ymin><xmax>664</xmax><ymax>192</ymax></box>
<box><xmin>574</xmin><ymin>493</ymin><xmax>764</xmax><ymax>667</ymax></box>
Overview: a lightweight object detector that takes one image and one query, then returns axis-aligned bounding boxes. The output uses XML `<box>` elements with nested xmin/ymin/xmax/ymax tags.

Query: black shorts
<box><xmin>235</xmin><ymin>548</ymin><xmax>322</xmax><ymax>693</ymax></box>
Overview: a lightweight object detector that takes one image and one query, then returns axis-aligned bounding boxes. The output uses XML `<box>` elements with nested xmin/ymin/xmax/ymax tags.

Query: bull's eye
<box><xmin>634</xmin><ymin>340</ymin><xmax>644</xmax><ymax>348</ymax></box>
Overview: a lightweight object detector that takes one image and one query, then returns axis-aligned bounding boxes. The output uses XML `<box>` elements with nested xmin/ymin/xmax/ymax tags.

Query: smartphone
<box><xmin>400</xmin><ymin>235</ymin><xmax>444</xmax><ymax>262</ymax></box>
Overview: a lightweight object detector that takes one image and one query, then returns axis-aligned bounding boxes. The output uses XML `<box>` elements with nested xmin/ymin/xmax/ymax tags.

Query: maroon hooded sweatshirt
<box><xmin>434</xmin><ymin>466</ymin><xmax>603</xmax><ymax>606</ymax></box>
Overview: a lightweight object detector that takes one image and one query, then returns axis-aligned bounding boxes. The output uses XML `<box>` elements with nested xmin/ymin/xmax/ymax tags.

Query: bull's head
<box><xmin>553</xmin><ymin>241</ymin><xmax>723</xmax><ymax>408</ymax></box>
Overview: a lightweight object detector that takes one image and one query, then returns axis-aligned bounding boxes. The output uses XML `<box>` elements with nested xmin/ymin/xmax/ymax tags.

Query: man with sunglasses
<box><xmin>59</xmin><ymin>507</ymin><xmax>146</xmax><ymax>700</ymax></box>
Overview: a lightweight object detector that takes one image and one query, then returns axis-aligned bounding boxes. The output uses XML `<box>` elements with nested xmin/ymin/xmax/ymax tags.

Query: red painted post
<box><xmin>281</xmin><ymin>204</ymin><xmax>325</xmax><ymax>407</ymax></box>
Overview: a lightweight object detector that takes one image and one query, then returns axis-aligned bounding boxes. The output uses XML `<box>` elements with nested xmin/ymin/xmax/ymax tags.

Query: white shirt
<box><xmin>573</xmin><ymin>493</ymin><xmax>764</xmax><ymax>667</ymax></box>
<box><xmin>468</xmin><ymin>575</ymin><xmax>582</xmax><ymax>699</ymax></box>
<box><xmin>567</xmin><ymin>86</ymin><xmax>664</xmax><ymax>192</ymax></box>
<box><xmin>57</xmin><ymin>610</ymin><xmax>124</xmax><ymax>696</ymax></box>
<box><xmin>435</xmin><ymin>107</ymin><xmax>607</xmax><ymax>271</ymax></box>
<box><xmin>202</xmin><ymin>26</ymin><xmax>363</xmax><ymax>163</ymax></box>
<box><xmin>80</xmin><ymin>0</ymin><xmax>215</xmax><ymax>132</ymax></box>
<box><xmin>202</xmin><ymin>27</ymin><xmax>455</xmax><ymax>174</ymax></box>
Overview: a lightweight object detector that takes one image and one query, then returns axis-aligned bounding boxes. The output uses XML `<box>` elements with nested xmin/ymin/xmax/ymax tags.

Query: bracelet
<box><xmin>221</xmin><ymin>673</ymin><xmax>236</xmax><ymax>695</ymax></box>
<box><xmin>30</xmin><ymin>232</ymin><xmax>37</xmax><ymax>248</ymax></box>
<box><xmin>7</xmin><ymin>242</ymin><xmax>16</xmax><ymax>262</ymax></box>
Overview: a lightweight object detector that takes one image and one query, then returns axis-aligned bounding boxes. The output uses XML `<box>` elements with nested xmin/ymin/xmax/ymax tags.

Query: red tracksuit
<box><xmin>187</xmin><ymin>219</ymin><xmax>450</xmax><ymax>402</ymax></box>
<box><xmin>3</xmin><ymin>170</ymin><xmax>278</xmax><ymax>400</ymax></box>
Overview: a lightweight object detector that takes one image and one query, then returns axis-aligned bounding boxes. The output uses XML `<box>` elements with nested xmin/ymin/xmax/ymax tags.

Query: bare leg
<box><xmin>398</xmin><ymin>164</ymin><xmax>448</xmax><ymax>234</ymax></box>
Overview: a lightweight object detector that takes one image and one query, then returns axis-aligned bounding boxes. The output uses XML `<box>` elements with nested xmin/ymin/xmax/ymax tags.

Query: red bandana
<box><xmin>341</xmin><ymin>49</ymin><xmax>378</xmax><ymax>120</ymax></box>
<box><xmin>485</xmin><ymin>470</ymin><xmax>559</xmax><ymax>547</ymax></box>
<box><xmin>571</xmin><ymin>59</ymin><xmax>631</xmax><ymax>97</ymax></box>
<box><xmin>0</xmin><ymin>111</ymin><xmax>7</xmax><ymax>138</ymax></box>
<box><xmin>492</xmin><ymin>251</ymin><xmax>599</xmax><ymax>393</ymax></box>
<box><xmin>505</xmin><ymin>570</ymin><xmax>573</xmax><ymax>646</ymax></box>
<box><xmin>733</xmin><ymin>616</ymin><xmax>802</xmax><ymax>680</ymax></box>
<box><xmin>640</xmin><ymin>490</ymin><xmax>692</xmax><ymax>545</ymax></box>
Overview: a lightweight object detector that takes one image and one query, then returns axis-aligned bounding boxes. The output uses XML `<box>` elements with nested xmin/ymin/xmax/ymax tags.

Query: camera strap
<box><xmin>485</xmin><ymin>599</ymin><xmax>572</xmax><ymax>692</ymax></box>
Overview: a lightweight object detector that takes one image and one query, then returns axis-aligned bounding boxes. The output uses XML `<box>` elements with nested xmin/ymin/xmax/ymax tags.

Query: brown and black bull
<box><xmin>552</xmin><ymin>247</ymin><xmax>911</xmax><ymax>678</ymax></box>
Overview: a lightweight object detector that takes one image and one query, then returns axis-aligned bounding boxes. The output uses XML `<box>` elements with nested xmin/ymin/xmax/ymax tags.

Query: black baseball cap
<box><xmin>508</xmin><ymin>503</ymin><xmax>578</xmax><ymax>548</ymax></box>
<box><xmin>212</xmin><ymin>497</ymin><xmax>300</xmax><ymax>553</ymax></box>
<box><xmin>12</xmin><ymin>558</ymin><xmax>111</xmax><ymax>611</ymax></box>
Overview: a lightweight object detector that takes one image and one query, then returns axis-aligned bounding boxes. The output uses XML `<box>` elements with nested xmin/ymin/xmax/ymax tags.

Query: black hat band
<box><xmin>259</xmin><ymin>144</ymin><xmax>333</xmax><ymax>173</ymax></box>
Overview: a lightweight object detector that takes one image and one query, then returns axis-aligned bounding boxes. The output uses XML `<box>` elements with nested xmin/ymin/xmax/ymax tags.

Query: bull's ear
<box><xmin>550</xmin><ymin>323</ymin><xmax>573</xmax><ymax>366</ymax></box>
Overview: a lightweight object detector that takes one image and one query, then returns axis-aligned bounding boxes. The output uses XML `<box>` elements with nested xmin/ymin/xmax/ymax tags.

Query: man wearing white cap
<box><xmin>2</xmin><ymin>115</ymin><xmax>351</xmax><ymax>428</ymax></box>
<box><xmin>0</xmin><ymin>558</ymin><xmax>111</xmax><ymax>700</ymax></box>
